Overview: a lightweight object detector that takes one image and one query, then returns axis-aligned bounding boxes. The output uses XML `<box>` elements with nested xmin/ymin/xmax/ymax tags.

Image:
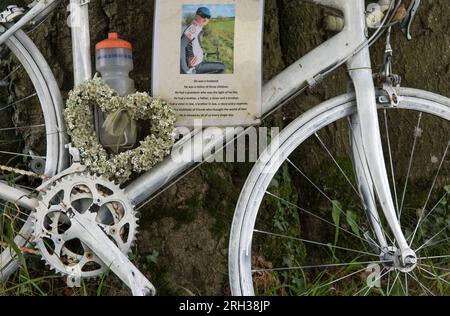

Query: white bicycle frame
<box><xmin>0</xmin><ymin>0</ymin><xmax>417</xmax><ymax>262</ymax></box>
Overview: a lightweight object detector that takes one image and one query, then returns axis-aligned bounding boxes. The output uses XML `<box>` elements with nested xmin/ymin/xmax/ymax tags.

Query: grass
<box><xmin>0</xmin><ymin>177</ymin><xmax>447</xmax><ymax>296</ymax></box>
<box><xmin>182</xmin><ymin>17</ymin><xmax>235</xmax><ymax>74</ymax></box>
<box><xmin>202</xmin><ymin>18</ymin><xmax>235</xmax><ymax>74</ymax></box>
<box><xmin>252</xmin><ymin>156</ymin><xmax>450</xmax><ymax>297</ymax></box>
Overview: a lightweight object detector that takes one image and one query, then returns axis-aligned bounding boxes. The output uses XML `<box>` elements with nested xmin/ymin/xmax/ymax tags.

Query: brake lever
<box><xmin>400</xmin><ymin>0</ymin><xmax>422</xmax><ymax>40</ymax></box>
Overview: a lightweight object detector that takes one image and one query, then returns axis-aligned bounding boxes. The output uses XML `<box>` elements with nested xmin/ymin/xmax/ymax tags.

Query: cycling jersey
<box><xmin>180</xmin><ymin>20</ymin><xmax>225</xmax><ymax>75</ymax></box>
<box><xmin>181</xmin><ymin>21</ymin><xmax>204</xmax><ymax>72</ymax></box>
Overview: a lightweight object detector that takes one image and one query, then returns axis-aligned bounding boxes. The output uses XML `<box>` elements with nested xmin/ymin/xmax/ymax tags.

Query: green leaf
<box><xmin>274</xmin><ymin>219</ymin><xmax>285</xmax><ymax>232</ymax></box>
<box><xmin>268</xmin><ymin>178</ymin><xmax>280</xmax><ymax>189</ymax></box>
<box><xmin>332</xmin><ymin>201</ymin><xmax>341</xmax><ymax>226</ymax></box>
<box><xmin>331</xmin><ymin>201</ymin><xmax>342</xmax><ymax>247</ymax></box>
<box><xmin>146</xmin><ymin>250</ymin><xmax>160</xmax><ymax>265</ymax></box>
<box><xmin>346</xmin><ymin>210</ymin><xmax>361</xmax><ymax>237</ymax></box>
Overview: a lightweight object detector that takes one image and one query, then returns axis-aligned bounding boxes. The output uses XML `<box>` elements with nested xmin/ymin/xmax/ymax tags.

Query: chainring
<box><xmin>33</xmin><ymin>172</ymin><xmax>138</xmax><ymax>283</ymax></box>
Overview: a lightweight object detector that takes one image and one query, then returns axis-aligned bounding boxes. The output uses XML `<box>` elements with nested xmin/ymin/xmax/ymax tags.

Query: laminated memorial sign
<box><xmin>152</xmin><ymin>0</ymin><xmax>264</xmax><ymax>127</ymax></box>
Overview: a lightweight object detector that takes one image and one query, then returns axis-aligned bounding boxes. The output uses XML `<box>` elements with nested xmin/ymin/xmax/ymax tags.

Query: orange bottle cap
<box><xmin>96</xmin><ymin>32</ymin><xmax>132</xmax><ymax>50</ymax></box>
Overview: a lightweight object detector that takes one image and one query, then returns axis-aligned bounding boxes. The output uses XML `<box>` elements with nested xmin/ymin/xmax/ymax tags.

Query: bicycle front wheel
<box><xmin>229</xmin><ymin>88</ymin><xmax>450</xmax><ymax>296</ymax></box>
<box><xmin>0</xmin><ymin>29</ymin><xmax>66</xmax><ymax>281</ymax></box>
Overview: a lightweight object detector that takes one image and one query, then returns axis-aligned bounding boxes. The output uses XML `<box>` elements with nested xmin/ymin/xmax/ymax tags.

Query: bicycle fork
<box><xmin>347</xmin><ymin>46</ymin><xmax>417</xmax><ymax>269</ymax></box>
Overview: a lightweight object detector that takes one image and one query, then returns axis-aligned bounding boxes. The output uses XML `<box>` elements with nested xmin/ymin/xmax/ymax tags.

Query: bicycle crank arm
<box><xmin>65</xmin><ymin>210</ymin><xmax>156</xmax><ymax>296</ymax></box>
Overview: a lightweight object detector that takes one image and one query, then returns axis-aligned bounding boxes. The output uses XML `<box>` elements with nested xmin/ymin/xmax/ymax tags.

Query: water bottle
<box><xmin>95</xmin><ymin>32</ymin><xmax>136</xmax><ymax>152</ymax></box>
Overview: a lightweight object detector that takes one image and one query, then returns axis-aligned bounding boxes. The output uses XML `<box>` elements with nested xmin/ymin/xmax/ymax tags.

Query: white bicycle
<box><xmin>0</xmin><ymin>0</ymin><xmax>448</xmax><ymax>295</ymax></box>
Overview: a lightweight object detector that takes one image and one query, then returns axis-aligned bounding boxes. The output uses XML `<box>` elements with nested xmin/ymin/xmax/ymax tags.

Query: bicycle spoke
<box><xmin>399</xmin><ymin>113</ymin><xmax>423</xmax><ymax>220</ymax></box>
<box><xmin>397</xmin><ymin>272</ymin><xmax>407</xmax><ymax>295</ymax></box>
<box><xmin>418</xmin><ymin>254</ymin><xmax>450</xmax><ymax>261</ymax></box>
<box><xmin>409</xmin><ymin>141</ymin><xmax>449</xmax><ymax>246</ymax></box>
<box><xmin>354</xmin><ymin>268</ymin><xmax>389</xmax><ymax>296</ymax></box>
<box><xmin>363</xmin><ymin>286</ymin><xmax>371</xmax><ymax>296</ymax></box>
<box><xmin>0</xmin><ymin>92</ymin><xmax>37</xmax><ymax>112</ymax></box>
<box><xmin>418</xmin><ymin>237</ymin><xmax>450</xmax><ymax>252</ymax></box>
<box><xmin>386</xmin><ymin>270</ymin><xmax>391</xmax><ymax>295</ymax></box>
<box><xmin>0</xmin><ymin>65</ymin><xmax>22</xmax><ymax>83</ymax></box>
<box><xmin>383</xmin><ymin>110</ymin><xmax>400</xmax><ymax>214</ymax></box>
<box><xmin>265</xmin><ymin>191</ymin><xmax>381</xmax><ymax>251</ymax></box>
<box><xmin>415</xmin><ymin>224</ymin><xmax>450</xmax><ymax>253</ymax></box>
<box><xmin>0</xmin><ymin>150</ymin><xmax>46</xmax><ymax>159</ymax></box>
<box><xmin>419</xmin><ymin>266</ymin><xmax>450</xmax><ymax>285</ymax></box>
<box><xmin>0</xmin><ymin>124</ymin><xmax>45</xmax><ymax>132</ymax></box>
<box><xmin>421</xmin><ymin>264</ymin><xmax>450</xmax><ymax>273</ymax></box>
<box><xmin>421</xmin><ymin>141</ymin><xmax>449</xmax><ymax>209</ymax></box>
<box><xmin>404</xmin><ymin>273</ymin><xmax>408</xmax><ymax>296</ymax></box>
<box><xmin>254</xmin><ymin>229</ymin><xmax>379</xmax><ymax>257</ymax></box>
<box><xmin>252</xmin><ymin>260</ymin><xmax>390</xmax><ymax>273</ymax></box>
<box><xmin>387</xmin><ymin>271</ymin><xmax>400</xmax><ymax>296</ymax></box>
<box><xmin>303</xmin><ymin>266</ymin><xmax>369</xmax><ymax>296</ymax></box>
<box><xmin>409</xmin><ymin>271</ymin><xmax>435</xmax><ymax>296</ymax></box>
<box><xmin>0</xmin><ymin>139</ymin><xmax>22</xmax><ymax>147</ymax></box>
<box><xmin>314</xmin><ymin>133</ymin><xmax>361</xmax><ymax>199</ymax></box>
<box><xmin>407</xmin><ymin>191</ymin><xmax>449</xmax><ymax>244</ymax></box>
<box><xmin>287</xmin><ymin>158</ymin><xmax>394</xmax><ymax>245</ymax></box>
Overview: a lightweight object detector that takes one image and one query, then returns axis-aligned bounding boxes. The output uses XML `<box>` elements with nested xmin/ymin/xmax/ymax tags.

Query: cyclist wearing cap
<box><xmin>180</xmin><ymin>7</ymin><xmax>225</xmax><ymax>74</ymax></box>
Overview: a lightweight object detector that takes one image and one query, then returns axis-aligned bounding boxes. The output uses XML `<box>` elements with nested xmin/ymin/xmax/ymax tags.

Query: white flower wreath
<box><xmin>64</xmin><ymin>76</ymin><xmax>176</xmax><ymax>183</ymax></box>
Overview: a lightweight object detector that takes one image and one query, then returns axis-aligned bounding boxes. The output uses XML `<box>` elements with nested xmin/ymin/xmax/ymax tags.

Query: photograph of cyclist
<box><xmin>180</xmin><ymin>5</ymin><xmax>232</xmax><ymax>74</ymax></box>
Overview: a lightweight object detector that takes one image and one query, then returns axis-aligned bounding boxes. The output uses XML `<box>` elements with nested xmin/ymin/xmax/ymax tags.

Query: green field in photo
<box><xmin>182</xmin><ymin>16</ymin><xmax>235</xmax><ymax>74</ymax></box>
<box><xmin>202</xmin><ymin>18</ymin><xmax>235</xmax><ymax>74</ymax></box>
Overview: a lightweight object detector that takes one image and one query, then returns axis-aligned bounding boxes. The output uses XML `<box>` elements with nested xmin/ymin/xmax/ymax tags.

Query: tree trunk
<box><xmin>7</xmin><ymin>0</ymin><xmax>449</xmax><ymax>295</ymax></box>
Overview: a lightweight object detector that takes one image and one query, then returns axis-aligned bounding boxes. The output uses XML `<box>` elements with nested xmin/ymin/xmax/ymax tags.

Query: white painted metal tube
<box><xmin>0</xmin><ymin>181</ymin><xmax>38</xmax><ymax>210</ymax></box>
<box><xmin>69</xmin><ymin>0</ymin><xmax>92</xmax><ymax>84</ymax></box>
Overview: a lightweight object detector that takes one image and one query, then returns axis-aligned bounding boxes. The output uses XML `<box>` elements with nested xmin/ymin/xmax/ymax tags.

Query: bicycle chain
<box><xmin>0</xmin><ymin>164</ymin><xmax>49</xmax><ymax>180</ymax></box>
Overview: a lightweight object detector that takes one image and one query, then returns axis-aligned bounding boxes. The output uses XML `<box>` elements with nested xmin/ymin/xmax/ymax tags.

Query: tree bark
<box><xmin>9</xmin><ymin>0</ymin><xmax>449</xmax><ymax>295</ymax></box>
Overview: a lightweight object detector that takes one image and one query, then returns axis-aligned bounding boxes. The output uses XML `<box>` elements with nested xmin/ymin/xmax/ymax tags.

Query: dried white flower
<box><xmin>64</xmin><ymin>76</ymin><xmax>176</xmax><ymax>183</ymax></box>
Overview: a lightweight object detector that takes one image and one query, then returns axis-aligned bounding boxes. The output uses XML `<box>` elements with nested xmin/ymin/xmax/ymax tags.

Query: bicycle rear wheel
<box><xmin>229</xmin><ymin>88</ymin><xmax>450</xmax><ymax>296</ymax></box>
<box><xmin>0</xmin><ymin>29</ymin><xmax>66</xmax><ymax>281</ymax></box>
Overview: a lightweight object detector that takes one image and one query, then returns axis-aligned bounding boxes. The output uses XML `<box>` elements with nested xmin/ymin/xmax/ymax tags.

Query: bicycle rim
<box><xmin>0</xmin><ymin>29</ymin><xmax>64</xmax><ymax>281</ymax></box>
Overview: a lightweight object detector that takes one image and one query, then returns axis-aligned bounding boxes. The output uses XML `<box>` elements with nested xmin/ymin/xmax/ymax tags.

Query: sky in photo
<box><xmin>182</xmin><ymin>4</ymin><xmax>236</xmax><ymax>19</ymax></box>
